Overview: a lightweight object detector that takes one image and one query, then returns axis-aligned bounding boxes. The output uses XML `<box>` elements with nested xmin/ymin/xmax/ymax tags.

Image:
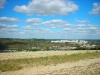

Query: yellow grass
<box><xmin>0</xmin><ymin>50</ymin><xmax>99</xmax><ymax>60</ymax></box>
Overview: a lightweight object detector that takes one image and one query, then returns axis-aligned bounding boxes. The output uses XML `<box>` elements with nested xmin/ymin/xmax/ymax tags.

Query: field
<box><xmin>0</xmin><ymin>50</ymin><xmax>100</xmax><ymax>75</ymax></box>
<box><xmin>0</xmin><ymin>50</ymin><xmax>95</xmax><ymax>60</ymax></box>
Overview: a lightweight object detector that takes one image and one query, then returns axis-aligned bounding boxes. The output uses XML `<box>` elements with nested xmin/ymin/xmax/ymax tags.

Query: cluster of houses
<box><xmin>51</xmin><ymin>40</ymin><xmax>88</xmax><ymax>44</ymax></box>
<box><xmin>27</xmin><ymin>40</ymin><xmax>97</xmax><ymax>50</ymax></box>
<box><xmin>50</xmin><ymin>40</ymin><xmax>96</xmax><ymax>50</ymax></box>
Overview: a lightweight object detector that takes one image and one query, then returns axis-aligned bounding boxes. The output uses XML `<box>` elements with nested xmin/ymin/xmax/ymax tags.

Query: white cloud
<box><xmin>89</xmin><ymin>26</ymin><xmax>98</xmax><ymax>30</ymax></box>
<box><xmin>77</xmin><ymin>24</ymin><xmax>86</xmax><ymax>27</ymax></box>
<box><xmin>26</xmin><ymin>18</ymin><xmax>42</xmax><ymax>25</ymax></box>
<box><xmin>77</xmin><ymin>24</ymin><xmax>99</xmax><ymax>31</ymax></box>
<box><xmin>89</xmin><ymin>3</ymin><xmax>100</xmax><ymax>15</ymax></box>
<box><xmin>63</xmin><ymin>28</ymin><xmax>71</xmax><ymax>31</ymax></box>
<box><xmin>7</xmin><ymin>29</ymin><xmax>18</xmax><ymax>32</ymax></box>
<box><xmin>19</xmin><ymin>31</ymin><xmax>25</xmax><ymax>34</ymax></box>
<box><xmin>87</xmin><ymin>24</ymin><xmax>99</xmax><ymax>30</ymax></box>
<box><xmin>76</xmin><ymin>24</ymin><xmax>100</xmax><ymax>36</ymax></box>
<box><xmin>8</xmin><ymin>25</ymin><xmax>18</xmax><ymax>31</ymax></box>
<box><xmin>0</xmin><ymin>23</ymin><xmax>7</xmax><ymax>29</ymax></box>
<box><xmin>14</xmin><ymin>0</ymin><xmax>78</xmax><ymax>15</ymax></box>
<box><xmin>0</xmin><ymin>23</ymin><xmax>19</xmax><ymax>32</ymax></box>
<box><xmin>42</xmin><ymin>20</ymin><xmax>66</xmax><ymax>26</ymax></box>
<box><xmin>10</xmin><ymin>25</ymin><xmax>18</xmax><ymax>28</ymax></box>
<box><xmin>1</xmin><ymin>25</ymin><xmax>18</xmax><ymax>32</ymax></box>
<box><xmin>42</xmin><ymin>19</ymin><xmax>71</xmax><ymax>28</ymax></box>
<box><xmin>87</xmin><ymin>24</ymin><xmax>93</xmax><ymax>26</ymax></box>
<box><xmin>77</xmin><ymin>27</ymin><xmax>87</xmax><ymax>30</ymax></box>
<box><xmin>25</xmin><ymin>26</ymin><xmax>33</xmax><ymax>30</ymax></box>
<box><xmin>36</xmin><ymin>28</ymin><xmax>51</xmax><ymax>32</ymax></box>
<box><xmin>0</xmin><ymin>0</ymin><xmax>6</xmax><ymax>8</ymax></box>
<box><xmin>75</xmin><ymin>19</ymin><xmax>90</xmax><ymax>23</ymax></box>
<box><xmin>0</xmin><ymin>17</ymin><xmax>20</xmax><ymax>22</ymax></box>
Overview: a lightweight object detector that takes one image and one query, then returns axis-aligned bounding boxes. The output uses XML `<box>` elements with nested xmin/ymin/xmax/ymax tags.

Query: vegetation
<box><xmin>0</xmin><ymin>51</ymin><xmax>100</xmax><ymax>72</ymax></box>
<box><xmin>0</xmin><ymin>38</ymin><xmax>100</xmax><ymax>52</ymax></box>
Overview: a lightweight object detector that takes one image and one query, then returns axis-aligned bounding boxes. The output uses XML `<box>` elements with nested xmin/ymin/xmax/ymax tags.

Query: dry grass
<box><xmin>49</xmin><ymin>62</ymin><xmax>100</xmax><ymax>75</ymax></box>
<box><xmin>0</xmin><ymin>51</ymin><xmax>100</xmax><ymax>72</ymax></box>
<box><xmin>0</xmin><ymin>50</ymin><xmax>98</xmax><ymax>60</ymax></box>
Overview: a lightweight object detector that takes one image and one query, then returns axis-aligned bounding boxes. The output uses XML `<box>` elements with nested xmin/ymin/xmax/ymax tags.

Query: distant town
<box><xmin>0</xmin><ymin>38</ymin><xmax>100</xmax><ymax>52</ymax></box>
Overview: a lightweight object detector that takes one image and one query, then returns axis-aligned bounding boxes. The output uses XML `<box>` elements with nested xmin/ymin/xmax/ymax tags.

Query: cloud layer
<box><xmin>0</xmin><ymin>18</ymin><xmax>100</xmax><ymax>39</ymax></box>
<box><xmin>14</xmin><ymin>0</ymin><xmax>78</xmax><ymax>15</ymax></box>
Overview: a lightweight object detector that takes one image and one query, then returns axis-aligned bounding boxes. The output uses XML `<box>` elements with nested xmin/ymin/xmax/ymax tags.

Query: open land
<box><xmin>0</xmin><ymin>50</ymin><xmax>100</xmax><ymax>75</ymax></box>
<box><xmin>0</xmin><ymin>50</ymin><xmax>97</xmax><ymax>60</ymax></box>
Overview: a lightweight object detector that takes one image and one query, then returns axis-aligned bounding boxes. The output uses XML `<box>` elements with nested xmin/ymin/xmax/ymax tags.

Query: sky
<box><xmin>0</xmin><ymin>0</ymin><xmax>100</xmax><ymax>39</ymax></box>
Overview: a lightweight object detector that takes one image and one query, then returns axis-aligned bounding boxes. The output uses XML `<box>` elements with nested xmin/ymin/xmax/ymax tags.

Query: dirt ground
<box><xmin>0</xmin><ymin>51</ymin><xmax>100</xmax><ymax>75</ymax></box>
<box><xmin>0</xmin><ymin>57</ymin><xmax>100</xmax><ymax>75</ymax></box>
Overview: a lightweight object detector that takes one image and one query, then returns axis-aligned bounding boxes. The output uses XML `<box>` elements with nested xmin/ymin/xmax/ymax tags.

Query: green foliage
<box><xmin>0</xmin><ymin>60</ymin><xmax>22</xmax><ymax>72</ymax></box>
<box><xmin>0</xmin><ymin>42</ymin><xmax>8</xmax><ymax>50</ymax></box>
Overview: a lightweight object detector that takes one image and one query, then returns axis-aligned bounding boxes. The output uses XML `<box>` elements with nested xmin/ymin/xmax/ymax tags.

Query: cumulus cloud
<box><xmin>63</xmin><ymin>28</ymin><xmax>71</xmax><ymax>31</ymax></box>
<box><xmin>89</xmin><ymin>3</ymin><xmax>100</xmax><ymax>15</ymax></box>
<box><xmin>36</xmin><ymin>28</ymin><xmax>50</xmax><ymax>32</ymax></box>
<box><xmin>42</xmin><ymin>19</ymin><xmax>71</xmax><ymax>28</ymax></box>
<box><xmin>75</xmin><ymin>19</ymin><xmax>90</xmax><ymax>23</ymax></box>
<box><xmin>10</xmin><ymin>25</ymin><xmax>18</xmax><ymax>28</ymax></box>
<box><xmin>11</xmin><ymin>25</ymin><xmax>18</xmax><ymax>29</ymax></box>
<box><xmin>26</xmin><ymin>18</ymin><xmax>42</xmax><ymax>25</ymax></box>
<box><xmin>77</xmin><ymin>24</ymin><xmax>86</xmax><ymax>27</ymax></box>
<box><xmin>7</xmin><ymin>29</ymin><xmax>18</xmax><ymax>32</ymax></box>
<box><xmin>25</xmin><ymin>26</ymin><xmax>33</xmax><ymax>30</ymax></box>
<box><xmin>0</xmin><ymin>0</ymin><xmax>6</xmax><ymax>8</ymax></box>
<box><xmin>42</xmin><ymin>20</ymin><xmax>66</xmax><ymax>26</ymax></box>
<box><xmin>76</xmin><ymin>24</ymin><xmax>100</xmax><ymax>36</ymax></box>
<box><xmin>77</xmin><ymin>27</ymin><xmax>87</xmax><ymax>30</ymax></box>
<box><xmin>18</xmin><ymin>31</ymin><xmax>25</xmax><ymax>34</ymax></box>
<box><xmin>0</xmin><ymin>17</ymin><xmax>20</xmax><ymax>22</ymax></box>
<box><xmin>89</xmin><ymin>26</ymin><xmax>98</xmax><ymax>30</ymax></box>
<box><xmin>14</xmin><ymin>0</ymin><xmax>78</xmax><ymax>15</ymax></box>
<box><xmin>0</xmin><ymin>23</ymin><xmax>8</xmax><ymax>30</ymax></box>
<box><xmin>0</xmin><ymin>23</ymin><xmax>19</xmax><ymax>31</ymax></box>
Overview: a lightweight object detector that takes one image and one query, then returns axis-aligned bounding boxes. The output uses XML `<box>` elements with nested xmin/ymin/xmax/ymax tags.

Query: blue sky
<box><xmin>0</xmin><ymin>0</ymin><xmax>100</xmax><ymax>39</ymax></box>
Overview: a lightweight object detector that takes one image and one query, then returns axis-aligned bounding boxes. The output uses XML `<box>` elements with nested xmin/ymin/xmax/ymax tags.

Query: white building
<box><xmin>51</xmin><ymin>40</ymin><xmax>88</xmax><ymax>44</ymax></box>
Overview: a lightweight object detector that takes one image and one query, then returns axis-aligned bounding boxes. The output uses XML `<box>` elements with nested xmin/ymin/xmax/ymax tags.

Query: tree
<box><xmin>0</xmin><ymin>42</ymin><xmax>8</xmax><ymax>51</ymax></box>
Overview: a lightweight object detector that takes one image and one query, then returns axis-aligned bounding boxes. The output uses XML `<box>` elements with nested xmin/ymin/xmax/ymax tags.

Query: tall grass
<box><xmin>0</xmin><ymin>51</ymin><xmax>100</xmax><ymax>72</ymax></box>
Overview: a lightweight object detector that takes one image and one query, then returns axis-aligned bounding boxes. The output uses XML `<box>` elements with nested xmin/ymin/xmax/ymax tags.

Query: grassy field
<box><xmin>0</xmin><ymin>50</ymin><xmax>100</xmax><ymax>72</ymax></box>
<box><xmin>0</xmin><ymin>50</ymin><xmax>97</xmax><ymax>60</ymax></box>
